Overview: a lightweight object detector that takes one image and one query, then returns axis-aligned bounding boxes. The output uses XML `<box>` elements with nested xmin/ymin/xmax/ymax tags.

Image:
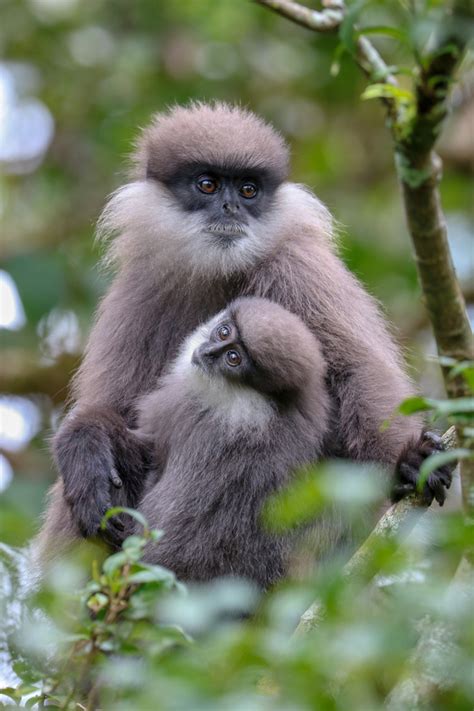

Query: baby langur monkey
<box><xmin>135</xmin><ymin>297</ymin><xmax>330</xmax><ymax>590</ymax></box>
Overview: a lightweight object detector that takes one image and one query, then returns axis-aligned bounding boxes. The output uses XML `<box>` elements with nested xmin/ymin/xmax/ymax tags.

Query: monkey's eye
<box><xmin>225</xmin><ymin>350</ymin><xmax>242</xmax><ymax>367</ymax></box>
<box><xmin>217</xmin><ymin>324</ymin><xmax>231</xmax><ymax>341</ymax></box>
<box><xmin>197</xmin><ymin>175</ymin><xmax>219</xmax><ymax>194</ymax></box>
<box><xmin>239</xmin><ymin>182</ymin><xmax>257</xmax><ymax>199</ymax></box>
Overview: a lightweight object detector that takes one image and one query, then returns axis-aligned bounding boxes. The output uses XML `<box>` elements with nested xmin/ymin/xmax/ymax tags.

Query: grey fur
<box><xmin>135</xmin><ymin>297</ymin><xmax>330</xmax><ymax>588</ymax></box>
<box><xmin>36</xmin><ymin>101</ymin><xmax>451</xmax><ymax>566</ymax></box>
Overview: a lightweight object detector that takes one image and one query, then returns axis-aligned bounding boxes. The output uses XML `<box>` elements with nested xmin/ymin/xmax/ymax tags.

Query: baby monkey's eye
<box><xmin>225</xmin><ymin>350</ymin><xmax>242</xmax><ymax>367</ymax></box>
<box><xmin>217</xmin><ymin>324</ymin><xmax>231</xmax><ymax>341</ymax></box>
<box><xmin>239</xmin><ymin>182</ymin><xmax>257</xmax><ymax>199</ymax></box>
<box><xmin>197</xmin><ymin>175</ymin><xmax>219</xmax><ymax>194</ymax></box>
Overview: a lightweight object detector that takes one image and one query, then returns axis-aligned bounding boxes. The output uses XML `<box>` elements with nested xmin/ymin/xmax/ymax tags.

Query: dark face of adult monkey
<box><xmin>36</xmin><ymin>102</ymin><xmax>452</xmax><ymax>563</ymax></box>
<box><xmin>135</xmin><ymin>297</ymin><xmax>330</xmax><ymax>588</ymax></box>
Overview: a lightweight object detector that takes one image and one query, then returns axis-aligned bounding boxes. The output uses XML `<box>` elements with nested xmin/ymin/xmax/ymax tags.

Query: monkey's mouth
<box><xmin>205</xmin><ymin>223</ymin><xmax>246</xmax><ymax>242</ymax></box>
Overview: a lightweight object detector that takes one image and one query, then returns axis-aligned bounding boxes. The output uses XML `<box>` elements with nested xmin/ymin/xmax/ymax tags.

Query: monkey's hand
<box><xmin>53</xmin><ymin>407</ymin><xmax>150</xmax><ymax>547</ymax></box>
<box><xmin>392</xmin><ymin>431</ymin><xmax>455</xmax><ymax>506</ymax></box>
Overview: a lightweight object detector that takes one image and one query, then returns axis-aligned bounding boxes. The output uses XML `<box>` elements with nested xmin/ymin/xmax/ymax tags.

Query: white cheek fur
<box><xmin>97</xmin><ymin>180</ymin><xmax>333</xmax><ymax>278</ymax></box>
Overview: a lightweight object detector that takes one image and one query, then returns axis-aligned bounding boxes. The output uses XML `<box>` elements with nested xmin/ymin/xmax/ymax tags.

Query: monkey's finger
<box><xmin>100</xmin><ymin>510</ymin><xmax>126</xmax><ymax>547</ymax></box>
<box><xmin>423</xmin><ymin>431</ymin><xmax>444</xmax><ymax>450</ymax></box>
<box><xmin>101</xmin><ymin>525</ymin><xmax>125</xmax><ymax>548</ymax></box>
<box><xmin>100</xmin><ymin>504</ymin><xmax>125</xmax><ymax>531</ymax></box>
<box><xmin>391</xmin><ymin>483</ymin><xmax>415</xmax><ymax>501</ymax></box>
<box><xmin>110</xmin><ymin>516</ymin><xmax>125</xmax><ymax>531</ymax></box>
<box><xmin>398</xmin><ymin>462</ymin><xmax>418</xmax><ymax>485</ymax></box>
<box><xmin>427</xmin><ymin>477</ymin><xmax>446</xmax><ymax>506</ymax></box>
<box><xmin>436</xmin><ymin>468</ymin><xmax>453</xmax><ymax>488</ymax></box>
<box><xmin>109</xmin><ymin>467</ymin><xmax>123</xmax><ymax>488</ymax></box>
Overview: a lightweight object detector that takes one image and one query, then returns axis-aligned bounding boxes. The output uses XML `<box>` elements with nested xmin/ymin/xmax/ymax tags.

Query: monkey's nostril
<box><xmin>223</xmin><ymin>202</ymin><xmax>238</xmax><ymax>215</ymax></box>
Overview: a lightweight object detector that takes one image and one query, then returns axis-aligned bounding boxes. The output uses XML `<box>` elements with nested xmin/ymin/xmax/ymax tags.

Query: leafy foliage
<box><xmin>1</xmin><ymin>480</ymin><xmax>473</xmax><ymax>710</ymax></box>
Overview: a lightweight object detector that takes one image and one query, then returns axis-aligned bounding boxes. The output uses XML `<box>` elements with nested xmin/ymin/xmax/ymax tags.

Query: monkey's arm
<box><xmin>280</xmin><ymin>243</ymin><xmax>454</xmax><ymax>505</ymax></box>
<box><xmin>53</xmin><ymin>406</ymin><xmax>151</xmax><ymax>545</ymax></box>
<box><xmin>52</xmin><ymin>272</ymin><xmax>168</xmax><ymax>542</ymax></box>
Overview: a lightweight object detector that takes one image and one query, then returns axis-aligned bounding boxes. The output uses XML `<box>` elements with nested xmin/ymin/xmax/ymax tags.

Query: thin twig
<box><xmin>254</xmin><ymin>0</ymin><xmax>344</xmax><ymax>32</ymax></box>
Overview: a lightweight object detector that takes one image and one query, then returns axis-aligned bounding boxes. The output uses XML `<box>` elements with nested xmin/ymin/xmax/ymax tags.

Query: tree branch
<box><xmin>385</xmin><ymin>556</ymin><xmax>474</xmax><ymax>710</ymax></box>
<box><xmin>254</xmin><ymin>0</ymin><xmax>344</xmax><ymax>32</ymax></box>
<box><xmin>0</xmin><ymin>350</ymin><xmax>78</xmax><ymax>404</ymax></box>
<box><xmin>294</xmin><ymin>427</ymin><xmax>457</xmax><ymax>635</ymax></box>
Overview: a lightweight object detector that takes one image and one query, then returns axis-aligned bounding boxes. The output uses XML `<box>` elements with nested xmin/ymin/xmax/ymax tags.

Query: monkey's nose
<box><xmin>192</xmin><ymin>343</ymin><xmax>220</xmax><ymax>370</ymax></box>
<box><xmin>222</xmin><ymin>202</ymin><xmax>239</xmax><ymax>216</ymax></box>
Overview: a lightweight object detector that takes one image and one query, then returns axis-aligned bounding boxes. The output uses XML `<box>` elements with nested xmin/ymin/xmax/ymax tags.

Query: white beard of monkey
<box><xmin>97</xmin><ymin>180</ymin><xmax>333</xmax><ymax>279</ymax></box>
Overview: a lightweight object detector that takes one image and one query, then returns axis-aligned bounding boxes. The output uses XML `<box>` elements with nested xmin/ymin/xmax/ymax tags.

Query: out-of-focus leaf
<box><xmin>398</xmin><ymin>395</ymin><xmax>474</xmax><ymax>416</ymax></box>
<box><xmin>4</xmin><ymin>252</ymin><xmax>67</xmax><ymax>324</ymax></box>
<box><xmin>127</xmin><ymin>566</ymin><xmax>175</xmax><ymax>585</ymax></box>
<box><xmin>361</xmin><ymin>83</ymin><xmax>415</xmax><ymax>103</ymax></box>
<box><xmin>339</xmin><ymin>0</ymin><xmax>367</xmax><ymax>54</ymax></box>
<box><xmin>102</xmin><ymin>551</ymin><xmax>129</xmax><ymax>576</ymax></box>
<box><xmin>398</xmin><ymin>395</ymin><xmax>431</xmax><ymax>414</ymax></box>
<box><xmin>101</xmin><ymin>507</ymin><xmax>149</xmax><ymax>532</ymax></box>
<box><xmin>357</xmin><ymin>25</ymin><xmax>410</xmax><ymax>44</ymax></box>
<box><xmin>418</xmin><ymin>448</ymin><xmax>473</xmax><ymax>489</ymax></box>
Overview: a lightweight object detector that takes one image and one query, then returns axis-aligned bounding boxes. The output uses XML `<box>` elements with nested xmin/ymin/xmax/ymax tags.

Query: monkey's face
<box><xmin>157</xmin><ymin>164</ymin><xmax>282</xmax><ymax>267</ymax></box>
<box><xmin>187</xmin><ymin>308</ymin><xmax>299</xmax><ymax>398</ymax></box>
<box><xmin>190</xmin><ymin>316</ymin><xmax>256</xmax><ymax>385</ymax></box>
<box><xmin>163</xmin><ymin>165</ymin><xmax>279</xmax><ymax>244</ymax></box>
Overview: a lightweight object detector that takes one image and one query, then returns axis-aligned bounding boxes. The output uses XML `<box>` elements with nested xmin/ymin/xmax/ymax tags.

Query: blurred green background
<box><xmin>1</xmin><ymin>0</ymin><xmax>473</xmax><ymax>545</ymax></box>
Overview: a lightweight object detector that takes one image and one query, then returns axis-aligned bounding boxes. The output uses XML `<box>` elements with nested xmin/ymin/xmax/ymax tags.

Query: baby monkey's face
<box><xmin>191</xmin><ymin>317</ymin><xmax>255</xmax><ymax>384</ymax></box>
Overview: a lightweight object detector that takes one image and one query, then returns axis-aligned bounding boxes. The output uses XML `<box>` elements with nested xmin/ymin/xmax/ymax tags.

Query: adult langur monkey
<box><xmin>36</xmin><ymin>102</ymin><xmax>452</xmax><ymax>560</ymax></box>
<box><xmin>135</xmin><ymin>297</ymin><xmax>330</xmax><ymax>588</ymax></box>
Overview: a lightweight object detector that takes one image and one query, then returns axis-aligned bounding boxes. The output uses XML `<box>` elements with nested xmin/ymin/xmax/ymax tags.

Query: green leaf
<box><xmin>87</xmin><ymin>592</ymin><xmax>109</xmax><ymax>613</ymax></box>
<box><xmin>398</xmin><ymin>396</ymin><xmax>431</xmax><ymax>415</ymax></box>
<box><xmin>361</xmin><ymin>83</ymin><xmax>415</xmax><ymax>103</ymax></box>
<box><xmin>102</xmin><ymin>551</ymin><xmax>129</xmax><ymax>576</ymax></box>
<box><xmin>101</xmin><ymin>506</ymin><xmax>150</xmax><ymax>532</ymax></box>
<box><xmin>128</xmin><ymin>565</ymin><xmax>175</xmax><ymax>585</ymax></box>
<box><xmin>398</xmin><ymin>396</ymin><xmax>474</xmax><ymax>417</ymax></box>
<box><xmin>430</xmin><ymin>398</ymin><xmax>474</xmax><ymax>417</ymax></box>
<box><xmin>418</xmin><ymin>449</ymin><xmax>472</xmax><ymax>490</ymax></box>
<box><xmin>447</xmin><ymin>361</ymin><xmax>474</xmax><ymax>391</ymax></box>
<box><xmin>122</xmin><ymin>535</ymin><xmax>147</xmax><ymax>551</ymax></box>
<box><xmin>357</xmin><ymin>25</ymin><xmax>409</xmax><ymax>44</ymax></box>
<box><xmin>0</xmin><ymin>688</ymin><xmax>19</xmax><ymax>701</ymax></box>
<box><xmin>263</xmin><ymin>466</ymin><xmax>324</xmax><ymax>532</ymax></box>
<box><xmin>339</xmin><ymin>0</ymin><xmax>367</xmax><ymax>54</ymax></box>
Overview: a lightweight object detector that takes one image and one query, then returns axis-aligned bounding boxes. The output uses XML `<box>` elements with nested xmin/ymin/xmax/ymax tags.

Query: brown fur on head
<box><xmin>132</xmin><ymin>101</ymin><xmax>290</xmax><ymax>184</ymax></box>
<box><xmin>231</xmin><ymin>297</ymin><xmax>326</xmax><ymax>394</ymax></box>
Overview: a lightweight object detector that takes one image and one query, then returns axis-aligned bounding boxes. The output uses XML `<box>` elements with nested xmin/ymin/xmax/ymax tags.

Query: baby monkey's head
<box><xmin>187</xmin><ymin>297</ymin><xmax>326</xmax><ymax>399</ymax></box>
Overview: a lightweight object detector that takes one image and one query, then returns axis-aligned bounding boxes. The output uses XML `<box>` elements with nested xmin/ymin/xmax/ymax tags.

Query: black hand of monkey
<box><xmin>392</xmin><ymin>430</ymin><xmax>455</xmax><ymax>506</ymax></box>
<box><xmin>53</xmin><ymin>409</ymin><xmax>148</xmax><ymax>547</ymax></box>
<box><xmin>63</xmin><ymin>445</ymin><xmax>127</xmax><ymax>547</ymax></box>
